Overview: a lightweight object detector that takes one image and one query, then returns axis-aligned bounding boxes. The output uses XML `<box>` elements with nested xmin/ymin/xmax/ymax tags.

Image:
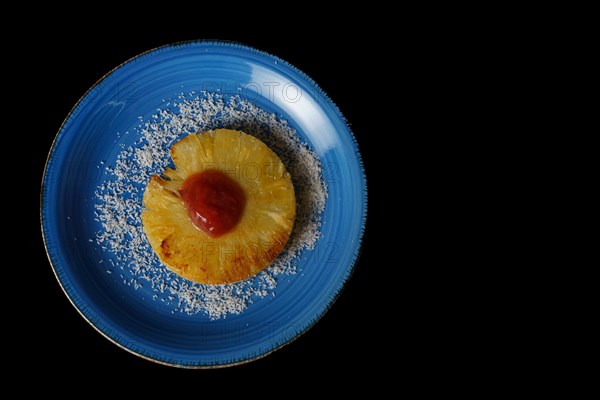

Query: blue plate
<box><xmin>41</xmin><ymin>41</ymin><xmax>366</xmax><ymax>367</ymax></box>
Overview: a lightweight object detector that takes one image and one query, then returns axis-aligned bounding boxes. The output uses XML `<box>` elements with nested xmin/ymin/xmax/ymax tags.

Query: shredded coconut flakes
<box><xmin>94</xmin><ymin>92</ymin><xmax>327</xmax><ymax>319</ymax></box>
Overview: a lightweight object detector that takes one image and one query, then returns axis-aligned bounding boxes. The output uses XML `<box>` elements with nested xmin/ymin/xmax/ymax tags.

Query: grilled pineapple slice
<box><xmin>142</xmin><ymin>129</ymin><xmax>296</xmax><ymax>284</ymax></box>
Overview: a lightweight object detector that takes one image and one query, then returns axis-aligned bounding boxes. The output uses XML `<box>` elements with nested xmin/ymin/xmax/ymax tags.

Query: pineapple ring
<box><xmin>142</xmin><ymin>129</ymin><xmax>296</xmax><ymax>285</ymax></box>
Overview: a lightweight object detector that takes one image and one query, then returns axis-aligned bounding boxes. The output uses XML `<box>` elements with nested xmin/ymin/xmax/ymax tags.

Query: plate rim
<box><xmin>40</xmin><ymin>39</ymin><xmax>368</xmax><ymax>368</ymax></box>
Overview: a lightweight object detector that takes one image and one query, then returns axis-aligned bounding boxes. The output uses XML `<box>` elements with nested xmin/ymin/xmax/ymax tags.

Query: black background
<box><xmin>28</xmin><ymin>29</ymin><xmax>386</xmax><ymax>376</ymax></box>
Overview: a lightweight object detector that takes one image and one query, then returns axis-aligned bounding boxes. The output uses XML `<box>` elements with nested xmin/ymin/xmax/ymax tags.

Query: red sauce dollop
<box><xmin>179</xmin><ymin>169</ymin><xmax>246</xmax><ymax>238</ymax></box>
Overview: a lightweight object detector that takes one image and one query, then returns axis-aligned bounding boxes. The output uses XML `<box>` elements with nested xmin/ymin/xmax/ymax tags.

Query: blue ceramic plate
<box><xmin>41</xmin><ymin>41</ymin><xmax>366</xmax><ymax>367</ymax></box>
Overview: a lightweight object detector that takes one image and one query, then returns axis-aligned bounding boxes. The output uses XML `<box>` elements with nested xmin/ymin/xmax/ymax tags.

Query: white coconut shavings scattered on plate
<box><xmin>94</xmin><ymin>92</ymin><xmax>327</xmax><ymax>319</ymax></box>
